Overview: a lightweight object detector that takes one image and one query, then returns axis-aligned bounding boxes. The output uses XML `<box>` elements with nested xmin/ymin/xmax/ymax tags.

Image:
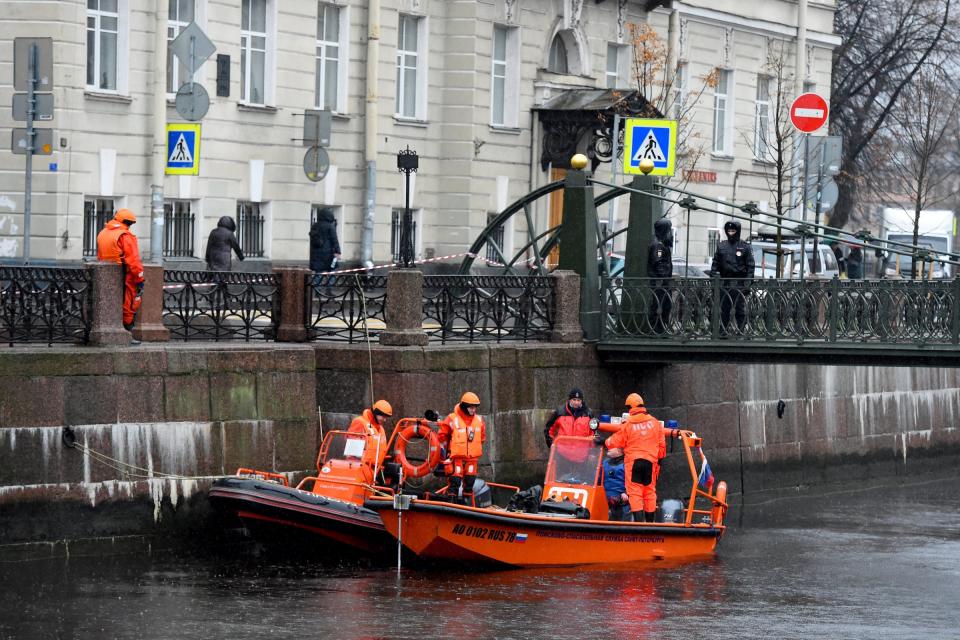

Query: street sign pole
<box><xmin>800</xmin><ymin>133</ymin><xmax>809</xmax><ymax>225</ymax></box>
<box><xmin>23</xmin><ymin>42</ymin><xmax>37</xmax><ymax>263</ymax></box>
<box><xmin>812</xmin><ymin>141</ymin><xmax>827</xmax><ymax>273</ymax></box>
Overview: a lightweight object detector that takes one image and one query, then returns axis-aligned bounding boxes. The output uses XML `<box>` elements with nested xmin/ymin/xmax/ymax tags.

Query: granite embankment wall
<box><xmin>1</xmin><ymin>342</ymin><xmax>958</xmax><ymax>555</ymax></box>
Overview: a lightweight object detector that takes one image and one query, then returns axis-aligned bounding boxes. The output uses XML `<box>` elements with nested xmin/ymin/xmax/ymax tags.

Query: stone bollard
<box><xmin>379</xmin><ymin>269</ymin><xmax>428</xmax><ymax>346</ymax></box>
<box><xmin>133</xmin><ymin>264</ymin><xmax>170</xmax><ymax>342</ymax></box>
<box><xmin>86</xmin><ymin>261</ymin><xmax>132</xmax><ymax>346</ymax></box>
<box><xmin>550</xmin><ymin>270</ymin><xmax>583</xmax><ymax>342</ymax></box>
<box><xmin>273</xmin><ymin>266</ymin><xmax>310</xmax><ymax>342</ymax></box>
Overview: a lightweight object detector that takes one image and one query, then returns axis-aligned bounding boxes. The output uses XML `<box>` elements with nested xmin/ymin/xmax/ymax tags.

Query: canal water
<box><xmin>2</xmin><ymin>476</ymin><xmax>958</xmax><ymax>640</ymax></box>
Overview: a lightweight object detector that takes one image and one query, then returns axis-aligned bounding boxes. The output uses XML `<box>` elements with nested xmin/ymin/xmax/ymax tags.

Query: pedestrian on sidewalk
<box><xmin>310</xmin><ymin>207</ymin><xmax>342</xmax><ymax>295</ymax></box>
<box><xmin>205</xmin><ymin>216</ymin><xmax>245</xmax><ymax>271</ymax></box>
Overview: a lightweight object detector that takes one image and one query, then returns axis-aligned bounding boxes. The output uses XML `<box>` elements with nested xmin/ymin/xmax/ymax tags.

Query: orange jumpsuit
<box><xmin>96</xmin><ymin>221</ymin><xmax>145</xmax><ymax>327</ymax></box>
<box><xmin>438</xmin><ymin>405</ymin><xmax>486</xmax><ymax>495</ymax></box>
<box><xmin>347</xmin><ymin>409</ymin><xmax>388</xmax><ymax>481</ymax></box>
<box><xmin>605</xmin><ymin>407</ymin><xmax>669</xmax><ymax>513</ymax></box>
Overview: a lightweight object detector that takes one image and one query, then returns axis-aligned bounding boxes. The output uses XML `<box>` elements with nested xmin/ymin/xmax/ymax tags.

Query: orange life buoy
<box><xmin>393</xmin><ymin>423</ymin><xmax>441</xmax><ymax>478</ymax></box>
<box><xmin>711</xmin><ymin>481</ymin><xmax>728</xmax><ymax>526</ymax></box>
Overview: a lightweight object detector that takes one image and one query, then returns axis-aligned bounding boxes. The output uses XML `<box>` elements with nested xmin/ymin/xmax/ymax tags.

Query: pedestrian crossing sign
<box><xmin>623</xmin><ymin>118</ymin><xmax>677</xmax><ymax>176</ymax></box>
<box><xmin>165</xmin><ymin>123</ymin><xmax>201</xmax><ymax>175</ymax></box>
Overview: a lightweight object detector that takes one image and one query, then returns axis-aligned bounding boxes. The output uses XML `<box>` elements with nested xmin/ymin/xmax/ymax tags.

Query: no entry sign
<box><xmin>790</xmin><ymin>93</ymin><xmax>829</xmax><ymax>133</ymax></box>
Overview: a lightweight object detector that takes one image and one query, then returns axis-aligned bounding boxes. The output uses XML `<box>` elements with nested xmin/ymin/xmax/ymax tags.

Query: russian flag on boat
<box><xmin>697</xmin><ymin>447</ymin><xmax>715</xmax><ymax>490</ymax></box>
<box><xmin>515</xmin><ymin>533</ymin><xmax>528</xmax><ymax>543</ymax></box>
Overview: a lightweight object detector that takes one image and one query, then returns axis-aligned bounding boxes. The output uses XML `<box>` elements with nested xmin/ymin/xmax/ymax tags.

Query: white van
<box><xmin>749</xmin><ymin>240</ymin><xmax>840</xmax><ymax>279</ymax></box>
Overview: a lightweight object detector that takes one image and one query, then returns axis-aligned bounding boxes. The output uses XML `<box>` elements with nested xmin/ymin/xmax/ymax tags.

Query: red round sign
<box><xmin>790</xmin><ymin>93</ymin><xmax>829</xmax><ymax>133</ymax></box>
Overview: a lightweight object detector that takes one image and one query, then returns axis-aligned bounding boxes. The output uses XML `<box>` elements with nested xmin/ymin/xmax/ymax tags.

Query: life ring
<box><xmin>711</xmin><ymin>481</ymin><xmax>728</xmax><ymax>526</ymax></box>
<box><xmin>393</xmin><ymin>423</ymin><xmax>441</xmax><ymax>478</ymax></box>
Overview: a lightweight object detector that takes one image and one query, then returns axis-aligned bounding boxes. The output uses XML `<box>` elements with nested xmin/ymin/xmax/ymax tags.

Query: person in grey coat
<box><xmin>205</xmin><ymin>216</ymin><xmax>244</xmax><ymax>271</ymax></box>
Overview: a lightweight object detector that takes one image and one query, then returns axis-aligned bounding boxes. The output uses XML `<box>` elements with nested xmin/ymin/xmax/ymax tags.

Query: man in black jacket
<box><xmin>648</xmin><ymin>218</ymin><xmax>674</xmax><ymax>334</ymax></box>
<box><xmin>710</xmin><ymin>220</ymin><xmax>755</xmax><ymax>335</ymax></box>
<box><xmin>310</xmin><ymin>208</ymin><xmax>341</xmax><ymax>294</ymax></box>
<box><xmin>205</xmin><ymin>216</ymin><xmax>244</xmax><ymax>271</ymax></box>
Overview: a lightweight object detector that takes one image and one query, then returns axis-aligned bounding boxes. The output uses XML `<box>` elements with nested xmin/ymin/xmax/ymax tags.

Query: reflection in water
<box><xmin>1</xmin><ymin>477</ymin><xmax>959</xmax><ymax>640</ymax></box>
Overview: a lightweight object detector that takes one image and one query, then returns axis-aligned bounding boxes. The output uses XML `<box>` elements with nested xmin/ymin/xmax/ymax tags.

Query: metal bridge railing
<box><xmin>162</xmin><ymin>270</ymin><xmax>279</xmax><ymax>341</ymax></box>
<box><xmin>603</xmin><ymin>277</ymin><xmax>960</xmax><ymax>345</ymax></box>
<box><xmin>422</xmin><ymin>275</ymin><xmax>555</xmax><ymax>343</ymax></box>
<box><xmin>304</xmin><ymin>273</ymin><xmax>388</xmax><ymax>343</ymax></box>
<box><xmin>0</xmin><ymin>266</ymin><xmax>92</xmax><ymax>346</ymax></box>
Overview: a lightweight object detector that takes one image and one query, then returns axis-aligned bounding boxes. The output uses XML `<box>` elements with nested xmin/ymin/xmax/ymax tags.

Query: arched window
<box><xmin>548</xmin><ymin>33</ymin><xmax>569</xmax><ymax>74</ymax></box>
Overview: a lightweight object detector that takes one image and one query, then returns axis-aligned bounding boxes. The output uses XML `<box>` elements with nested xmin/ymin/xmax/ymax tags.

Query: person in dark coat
<box><xmin>710</xmin><ymin>220</ymin><xmax>755</xmax><ymax>335</ymax></box>
<box><xmin>310</xmin><ymin>207</ymin><xmax>341</xmax><ymax>293</ymax></box>
<box><xmin>846</xmin><ymin>246</ymin><xmax>864</xmax><ymax>279</ymax></box>
<box><xmin>648</xmin><ymin>218</ymin><xmax>674</xmax><ymax>334</ymax></box>
<box><xmin>832</xmin><ymin>243</ymin><xmax>847</xmax><ymax>277</ymax></box>
<box><xmin>205</xmin><ymin>216</ymin><xmax>244</xmax><ymax>271</ymax></box>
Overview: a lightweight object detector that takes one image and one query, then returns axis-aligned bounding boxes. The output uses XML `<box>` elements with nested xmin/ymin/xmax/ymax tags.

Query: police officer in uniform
<box><xmin>648</xmin><ymin>218</ymin><xmax>674</xmax><ymax>334</ymax></box>
<box><xmin>710</xmin><ymin>220</ymin><xmax>755</xmax><ymax>335</ymax></box>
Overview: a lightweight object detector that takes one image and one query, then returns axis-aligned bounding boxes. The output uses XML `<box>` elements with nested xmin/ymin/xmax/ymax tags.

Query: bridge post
<box><xmin>558</xmin><ymin>155</ymin><xmax>601</xmax><ymax>341</ymax></box>
<box><xmin>623</xmin><ymin>174</ymin><xmax>658</xmax><ymax>279</ymax></box>
<box><xmin>952</xmin><ymin>278</ymin><xmax>960</xmax><ymax>345</ymax></box>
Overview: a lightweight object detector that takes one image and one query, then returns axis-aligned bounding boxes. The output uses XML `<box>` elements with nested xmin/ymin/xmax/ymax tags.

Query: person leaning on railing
<box><xmin>96</xmin><ymin>208</ymin><xmax>145</xmax><ymax>339</ymax></box>
<box><xmin>710</xmin><ymin>220</ymin><xmax>755</xmax><ymax>336</ymax></box>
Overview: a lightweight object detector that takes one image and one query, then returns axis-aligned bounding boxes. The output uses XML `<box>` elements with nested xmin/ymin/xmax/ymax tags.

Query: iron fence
<box><xmin>602</xmin><ymin>277</ymin><xmax>960</xmax><ymax>345</ymax></box>
<box><xmin>163</xmin><ymin>270</ymin><xmax>279</xmax><ymax>341</ymax></box>
<box><xmin>305</xmin><ymin>273</ymin><xmax>388</xmax><ymax>342</ymax></box>
<box><xmin>422</xmin><ymin>275</ymin><xmax>555</xmax><ymax>343</ymax></box>
<box><xmin>0</xmin><ymin>266</ymin><xmax>91</xmax><ymax>346</ymax></box>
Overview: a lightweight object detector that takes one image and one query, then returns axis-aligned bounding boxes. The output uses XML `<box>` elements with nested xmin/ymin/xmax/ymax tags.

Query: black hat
<box><xmin>568</xmin><ymin>388</ymin><xmax>584</xmax><ymax>400</ymax></box>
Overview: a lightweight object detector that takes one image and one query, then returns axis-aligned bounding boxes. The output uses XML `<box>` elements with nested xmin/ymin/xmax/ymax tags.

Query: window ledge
<box><xmin>238</xmin><ymin>103</ymin><xmax>279</xmax><ymax>114</ymax></box>
<box><xmin>752</xmin><ymin>158</ymin><xmax>775</xmax><ymax>168</ymax></box>
<box><xmin>489</xmin><ymin>124</ymin><xmax>522</xmax><ymax>135</ymax></box>
<box><xmin>393</xmin><ymin>116</ymin><xmax>429</xmax><ymax>127</ymax></box>
<box><xmin>710</xmin><ymin>153</ymin><xmax>735</xmax><ymax>162</ymax></box>
<box><xmin>84</xmin><ymin>90</ymin><xmax>133</xmax><ymax>104</ymax></box>
<box><xmin>331</xmin><ymin>112</ymin><xmax>351</xmax><ymax>121</ymax></box>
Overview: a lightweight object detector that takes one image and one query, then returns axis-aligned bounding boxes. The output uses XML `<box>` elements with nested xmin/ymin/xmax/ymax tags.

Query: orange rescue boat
<box><xmin>365</xmin><ymin>429</ymin><xmax>728</xmax><ymax>567</ymax></box>
<box><xmin>209</xmin><ymin>417</ymin><xmax>440</xmax><ymax>552</ymax></box>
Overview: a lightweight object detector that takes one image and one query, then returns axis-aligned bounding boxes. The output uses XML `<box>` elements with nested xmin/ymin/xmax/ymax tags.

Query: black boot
<box><xmin>631</xmin><ymin>511</ymin><xmax>644</xmax><ymax>522</ymax></box>
<box><xmin>645</xmin><ymin>511</ymin><xmax>657</xmax><ymax>523</ymax></box>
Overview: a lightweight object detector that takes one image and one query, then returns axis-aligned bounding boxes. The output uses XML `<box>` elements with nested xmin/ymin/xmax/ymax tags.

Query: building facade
<box><xmin>0</xmin><ymin>0</ymin><xmax>837</xmax><ymax>267</ymax></box>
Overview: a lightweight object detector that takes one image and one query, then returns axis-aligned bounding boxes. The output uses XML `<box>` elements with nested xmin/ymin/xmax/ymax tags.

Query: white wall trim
<box><xmin>99</xmin><ymin>148</ymin><xmax>116</xmax><ymax>197</ymax></box>
<box><xmin>249</xmin><ymin>159</ymin><xmax>265</xmax><ymax>202</ymax></box>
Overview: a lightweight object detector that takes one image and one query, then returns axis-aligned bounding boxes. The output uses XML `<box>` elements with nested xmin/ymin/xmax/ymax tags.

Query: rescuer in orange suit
<box><xmin>96</xmin><ymin>208</ymin><xmax>145</xmax><ymax>334</ymax></box>
<box><xmin>603</xmin><ymin>393</ymin><xmax>679</xmax><ymax>522</ymax></box>
<box><xmin>438</xmin><ymin>392</ymin><xmax>486</xmax><ymax>504</ymax></box>
<box><xmin>347</xmin><ymin>399</ymin><xmax>393</xmax><ymax>474</ymax></box>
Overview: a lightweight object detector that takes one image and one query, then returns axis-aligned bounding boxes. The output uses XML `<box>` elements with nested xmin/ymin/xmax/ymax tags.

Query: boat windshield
<box><xmin>320</xmin><ymin>431</ymin><xmax>368</xmax><ymax>465</ymax></box>
<box><xmin>546</xmin><ymin>436</ymin><xmax>603</xmax><ymax>486</ymax></box>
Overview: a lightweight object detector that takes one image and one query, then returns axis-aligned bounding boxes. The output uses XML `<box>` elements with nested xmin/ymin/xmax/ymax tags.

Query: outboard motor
<box><xmin>471</xmin><ymin>478</ymin><xmax>493</xmax><ymax>508</ymax></box>
<box><xmin>661</xmin><ymin>498</ymin><xmax>683</xmax><ymax>523</ymax></box>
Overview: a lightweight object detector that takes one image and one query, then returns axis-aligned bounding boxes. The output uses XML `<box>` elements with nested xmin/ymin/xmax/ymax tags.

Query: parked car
<box><xmin>603</xmin><ymin>254</ymin><xmax>708</xmax><ymax>278</ymax></box>
<box><xmin>749</xmin><ymin>240</ymin><xmax>840</xmax><ymax>279</ymax></box>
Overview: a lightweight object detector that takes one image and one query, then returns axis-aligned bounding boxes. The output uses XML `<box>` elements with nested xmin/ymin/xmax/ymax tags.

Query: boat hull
<box><xmin>367</xmin><ymin>499</ymin><xmax>723</xmax><ymax>567</ymax></box>
<box><xmin>209</xmin><ymin>477</ymin><xmax>390</xmax><ymax>552</ymax></box>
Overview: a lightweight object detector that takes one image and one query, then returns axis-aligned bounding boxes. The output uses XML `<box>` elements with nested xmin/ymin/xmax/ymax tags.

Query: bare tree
<box><xmin>868</xmin><ymin>65</ymin><xmax>960</xmax><ymax>276</ymax></box>
<box><xmin>830</xmin><ymin>0</ymin><xmax>954</xmax><ymax>230</ymax></box>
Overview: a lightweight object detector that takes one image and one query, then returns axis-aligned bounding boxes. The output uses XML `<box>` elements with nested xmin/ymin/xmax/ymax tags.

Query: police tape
<box><xmin>161</xmin><ymin>251</ymin><xmax>485</xmax><ymax>289</ymax></box>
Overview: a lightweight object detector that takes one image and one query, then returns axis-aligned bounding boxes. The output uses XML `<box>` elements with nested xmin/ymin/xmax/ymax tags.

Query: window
<box><xmin>485</xmin><ymin>212</ymin><xmax>506</xmax><ymax>263</ymax></box>
<box><xmin>490</xmin><ymin>25</ymin><xmax>519</xmax><ymax>127</ymax></box>
<box><xmin>236</xmin><ymin>201</ymin><xmax>265</xmax><ymax>257</ymax></box>
<box><xmin>241</xmin><ymin>0</ymin><xmax>268</xmax><ymax>104</ymax></box>
<box><xmin>754</xmin><ymin>74</ymin><xmax>771</xmax><ymax>159</ymax></box>
<box><xmin>548</xmin><ymin>34</ymin><xmax>569</xmax><ymax>74</ymax></box>
<box><xmin>316</xmin><ymin>3</ymin><xmax>344</xmax><ymax>111</ymax></box>
<box><xmin>83</xmin><ymin>198</ymin><xmax>115</xmax><ymax>257</ymax></box>
<box><xmin>87</xmin><ymin>0</ymin><xmax>120</xmax><ymax>91</ymax></box>
<box><xmin>391</xmin><ymin>208</ymin><xmax>419</xmax><ymax>262</ymax></box>
<box><xmin>708</xmin><ymin>229</ymin><xmax>720</xmax><ymax>258</ymax></box>
<box><xmin>672</xmin><ymin>63</ymin><xmax>687</xmax><ymax>119</ymax></box>
<box><xmin>606</xmin><ymin>44</ymin><xmax>626</xmax><ymax>88</ymax></box>
<box><xmin>166</xmin><ymin>0</ymin><xmax>196</xmax><ymax>94</ymax></box>
<box><xmin>396</xmin><ymin>14</ymin><xmax>426</xmax><ymax>119</ymax></box>
<box><xmin>163</xmin><ymin>200</ymin><xmax>196</xmax><ymax>258</ymax></box>
<box><xmin>712</xmin><ymin>70</ymin><xmax>732</xmax><ymax>154</ymax></box>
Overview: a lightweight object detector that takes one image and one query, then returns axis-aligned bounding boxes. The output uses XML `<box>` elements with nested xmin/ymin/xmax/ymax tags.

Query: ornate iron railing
<box><xmin>0</xmin><ymin>266</ymin><xmax>91</xmax><ymax>346</ymax></box>
<box><xmin>163</xmin><ymin>270</ymin><xmax>279</xmax><ymax>341</ymax></box>
<box><xmin>422</xmin><ymin>275</ymin><xmax>555</xmax><ymax>343</ymax></box>
<box><xmin>602</xmin><ymin>277</ymin><xmax>960</xmax><ymax>345</ymax></box>
<box><xmin>305</xmin><ymin>273</ymin><xmax>388</xmax><ymax>342</ymax></box>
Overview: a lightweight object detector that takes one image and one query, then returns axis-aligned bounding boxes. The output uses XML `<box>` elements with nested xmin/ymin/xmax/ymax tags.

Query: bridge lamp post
<box><xmin>397</xmin><ymin>147</ymin><xmax>419</xmax><ymax>268</ymax></box>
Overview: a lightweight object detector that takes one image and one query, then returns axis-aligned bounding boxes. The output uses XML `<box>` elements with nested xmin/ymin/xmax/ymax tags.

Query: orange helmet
<box><xmin>460</xmin><ymin>392</ymin><xmax>480</xmax><ymax>406</ymax></box>
<box><xmin>114</xmin><ymin>208</ymin><xmax>137</xmax><ymax>225</ymax></box>
<box><xmin>625</xmin><ymin>393</ymin><xmax>644</xmax><ymax>408</ymax></box>
<box><xmin>372</xmin><ymin>399</ymin><xmax>393</xmax><ymax>417</ymax></box>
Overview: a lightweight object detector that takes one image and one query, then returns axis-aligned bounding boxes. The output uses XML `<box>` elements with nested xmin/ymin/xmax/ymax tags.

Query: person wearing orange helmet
<box><xmin>96</xmin><ymin>208</ymin><xmax>145</xmax><ymax>336</ymax></box>
<box><xmin>603</xmin><ymin>393</ymin><xmax>679</xmax><ymax>522</ymax></box>
<box><xmin>348</xmin><ymin>399</ymin><xmax>394</xmax><ymax>472</ymax></box>
<box><xmin>438</xmin><ymin>392</ymin><xmax>486</xmax><ymax>504</ymax></box>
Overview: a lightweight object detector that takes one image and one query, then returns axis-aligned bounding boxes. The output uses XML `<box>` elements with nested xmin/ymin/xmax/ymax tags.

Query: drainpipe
<box><xmin>361</xmin><ymin>0</ymin><xmax>381</xmax><ymax>268</ymax></box>
<box><xmin>148</xmin><ymin>0</ymin><xmax>166</xmax><ymax>262</ymax></box>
